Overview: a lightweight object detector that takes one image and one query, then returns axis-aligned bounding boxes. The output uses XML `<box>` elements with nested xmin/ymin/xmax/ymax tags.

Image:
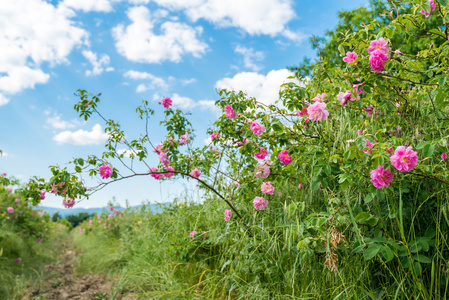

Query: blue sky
<box><xmin>0</xmin><ymin>0</ymin><xmax>368</xmax><ymax>208</ymax></box>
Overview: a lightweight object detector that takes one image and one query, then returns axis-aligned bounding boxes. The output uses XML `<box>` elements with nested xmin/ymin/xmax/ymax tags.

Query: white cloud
<box><xmin>112</xmin><ymin>6</ymin><xmax>208</xmax><ymax>63</ymax></box>
<box><xmin>124</xmin><ymin>70</ymin><xmax>169</xmax><ymax>92</ymax></box>
<box><xmin>53</xmin><ymin>124</ymin><xmax>108</xmax><ymax>145</ymax></box>
<box><xmin>45</xmin><ymin>111</ymin><xmax>80</xmax><ymax>130</ymax></box>
<box><xmin>181</xmin><ymin>78</ymin><xmax>196</xmax><ymax>85</ymax></box>
<box><xmin>215</xmin><ymin>69</ymin><xmax>295</xmax><ymax>106</ymax></box>
<box><xmin>0</xmin><ymin>151</ymin><xmax>8</xmax><ymax>157</ymax></box>
<box><xmin>61</xmin><ymin>0</ymin><xmax>113</xmax><ymax>12</ymax></box>
<box><xmin>0</xmin><ymin>0</ymin><xmax>88</xmax><ymax>103</ymax></box>
<box><xmin>152</xmin><ymin>0</ymin><xmax>297</xmax><ymax>37</ymax></box>
<box><xmin>234</xmin><ymin>45</ymin><xmax>264</xmax><ymax>71</ymax></box>
<box><xmin>82</xmin><ymin>50</ymin><xmax>114</xmax><ymax>76</ymax></box>
<box><xmin>0</xmin><ymin>94</ymin><xmax>10</xmax><ymax>106</ymax></box>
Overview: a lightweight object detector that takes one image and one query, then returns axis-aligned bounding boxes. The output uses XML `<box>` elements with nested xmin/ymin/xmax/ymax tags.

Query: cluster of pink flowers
<box><xmin>190</xmin><ymin>230</ymin><xmax>198</xmax><ymax>238</ymax></box>
<box><xmin>158</xmin><ymin>151</ymin><xmax>170</xmax><ymax>166</ymax></box>
<box><xmin>253</xmin><ymin>196</ymin><xmax>268</xmax><ymax>210</ymax></box>
<box><xmin>51</xmin><ymin>182</ymin><xmax>66</xmax><ymax>195</ymax></box>
<box><xmin>211</xmin><ymin>132</ymin><xmax>220</xmax><ymax>141</ymax></box>
<box><xmin>307</xmin><ymin>102</ymin><xmax>329</xmax><ymax>121</ymax></box>
<box><xmin>362</xmin><ymin>139</ymin><xmax>376</xmax><ymax>155</ymax></box>
<box><xmin>162</xmin><ymin>97</ymin><xmax>172</xmax><ymax>109</ymax></box>
<box><xmin>236</xmin><ymin>138</ymin><xmax>248</xmax><ymax>147</ymax></box>
<box><xmin>99</xmin><ymin>164</ymin><xmax>113</xmax><ymax>179</ymax></box>
<box><xmin>420</xmin><ymin>0</ymin><xmax>436</xmax><ymax>17</ymax></box>
<box><xmin>278</xmin><ymin>150</ymin><xmax>293</xmax><ymax>165</ymax></box>
<box><xmin>179</xmin><ymin>132</ymin><xmax>189</xmax><ymax>145</ymax></box>
<box><xmin>368</xmin><ymin>38</ymin><xmax>389</xmax><ymax>73</ymax></box>
<box><xmin>190</xmin><ymin>168</ymin><xmax>201</xmax><ymax>178</ymax></box>
<box><xmin>224</xmin><ymin>209</ymin><xmax>232</xmax><ymax>221</ymax></box>
<box><xmin>364</xmin><ymin>105</ymin><xmax>374</xmax><ymax>117</ymax></box>
<box><xmin>250</xmin><ymin>121</ymin><xmax>266</xmax><ymax>136</ymax></box>
<box><xmin>154</xmin><ymin>144</ymin><xmax>164</xmax><ymax>154</ymax></box>
<box><xmin>343</xmin><ymin>51</ymin><xmax>358</xmax><ymax>64</ymax></box>
<box><xmin>254</xmin><ymin>147</ymin><xmax>268</xmax><ymax>159</ymax></box>
<box><xmin>225</xmin><ymin>105</ymin><xmax>236</xmax><ymax>119</ymax></box>
<box><xmin>62</xmin><ymin>197</ymin><xmax>76</xmax><ymax>208</ymax></box>
<box><xmin>261</xmin><ymin>182</ymin><xmax>274</xmax><ymax>195</ymax></box>
<box><xmin>149</xmin><ymin>167</ymin><xmax>164</xmax><ymax>180</ymax></box>
<box><xmin>337</xmin><ymin>90</ymin><xmax>352</xmax><ymax>106</ymax></box>
<box><xmin>255</xmin><ymin>164</ymin><xmax>270</xmax><ymax>178</ymax></box>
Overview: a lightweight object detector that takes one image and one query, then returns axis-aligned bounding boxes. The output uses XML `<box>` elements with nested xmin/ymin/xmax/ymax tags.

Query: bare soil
<box><xmin>27</xmin><ymin>239</ymin><xmax>133</xmax><ymax>300</ymax></box>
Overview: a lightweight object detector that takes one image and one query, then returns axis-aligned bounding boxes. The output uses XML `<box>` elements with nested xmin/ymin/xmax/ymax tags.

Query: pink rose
<box><xmin>62</xmin><ymin>197</ymin><xmax>75</xmax><ymax>208</ymax></box>
<box><xmin>153</xmin><ymin>144</ymin><xmax>164</xmax><ymax>154</ymax></box>
<box><xmin>312</xmin><ymin>93</ymin><xmax>327</xmax><ymax>102</ymax></box>
<box><xmin>370</xmin><ymin>165</ymin><xmax>394</xmax><ymax>189</ymax></box>
<box><xmin>369</xmin><ymin>49</ymin><xmax>389</xmax><ymax>73</ymax></box>
<box><xmin>254</xmin><ymin>164</ymin><xmax>270</xmax><ymax>178</ymax></box>
<box><xmin>337</xmin><ymin>90</ymin><xmax>352</xmax><ymax>106</ymax></box>
<box><xmin>367</xmin><ymin>38</ymin><xmax>389</xmax><ymax>54</ymax></box>
<box><xmin>254</xmin><ymin>147</ymin><xmax>268</xmax><ymax>159</ymax></box>
<box><xmin>363</xmin><ymin>105</ymin><xmax>374</xmax><ymax>117</ymax></box>
<box><xmin>164</xmin><ymin>166</ymin><xmax>175</xmax><ymax>178</ymax></box>
<box><xmin>190</xmin><ymin>168</ymin><xmax>201</xmax><ymax>178</ymax></box>
<box><xmin>296</xmin><ymin>106</ymin><xmax>308</xmax><ymax>117</ymax></box>
<box><xmin>149</xmin><ymin>167</ymin><xmax>164</xmax><ymax>180</ymax></box>
<box><xmin>261</xmin><ymin>182</ymin><xmax>274</xmax><ymax>195</ymax></box>
<box><xmin>224</xmin><ymin>209</ymin><xmax>232</xmax><ymax>222</ymax></box>
<box><xmin>353</xmin><ymin>84</ymin><xmax>365</xmax><ymax>94</ymax></box>
<box><xmin>278</xmin><ymin>150</ymin><xmax>293</xmax><ymax>165</ymax></box>
<box><xmin>7</xmin><ymin>207</ymin><xmax>14</xmax><ymax>214</ymax></box>
<box><xmin>420</xmin><ymin>0</ymin><xmax>436</xmax><ymax>17</ymax></box>
<box><xmin>180</xmin><ymin>132</ymin><xmax>189</xmax><ymax>145</ymax></box>
<box><xmin>343</xmin><ymin>51</ymin><xmax>358</xmax><ymax>64</ymax></box>
<box><xmin>40</xmin><ymin>191</ymin><xmax>46</xmax><ymax>200</ymax></box>
<box><xmin>442</xmin><ymin>153</ymin><xmax>448</xmax><ymax>161</ymax></box>
<box><xmin>162</xmin><ymin>97</ymin><xmax>172</xmax><ymax>109</ymax></box>
<box><xmin>390</xmin><ymin>146</ymin><xmax>418</xmax><ymax>172</ymax></box>
<box><xmin>158</xmin><ymin>151</ymin><xmax>170</xmax><ymax>166</ymax></box>
<box><xmin>211</xmin><ymin>132</ymin><xmax>220</xmax><ymax>141</ymax></box>
<box><xmin>225</xmin><ymin>105</ymin><xmax>236</xmax><ymax>119</ymax></box>
<box><xmin>307</xmin><ymin>102</ymin><xmax>329</xmax><ymax>121</ymax></box>
<box><xmin>250</xmin><ymin>121</ymin><xmax>266</xmax><ymax>136</ymax></box>
<box><xmin>99</xmin><ymin>164</ymin><xmax>113</xmax><ymax>179</ymax></box>
<box><xmin>253</xmin><ymin>197</ymin><xmax>268</xmax><ymax>210</ymax></box>
<box><xmin>190</xmin><ymin>230</ymin><xmax>197</xmax><ymax>238</ymax></box>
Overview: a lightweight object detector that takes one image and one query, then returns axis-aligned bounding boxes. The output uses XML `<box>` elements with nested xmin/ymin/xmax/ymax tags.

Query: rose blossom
<box><xmin>190</xmin><ymin>230</ymin><xmax>197</xmax><ymax>238</ymax></box>
<box><xmin>7</xmin><ymin>207</ymin><xmax>14</xmax><ymax>214</ymax></box>
<box><xmin>149</xmin><ymin>167</ymin><xmax>164</xmax><ymax>180</ymax></box>
<box><xmin>180</xmin><ymin>132</ymin><xmax>189</xmax><ymax>145</ymax></box>
<box><xmin>307</xmin><ymin>102</ymin><xmax>329</xmax><ymax>121</ymax></box>
<box><xmin>250</xmin><ymin>121</ymin><xmax>266</xmax><ymax>136</ymax></box>
<box><xmin>369</xmin><ymin>49</ymin><xmax>389</xmax><ymax>73</ymax></box>
<box><xmin>298</xmin><ymin>183</ymin><xmax>302</xmax><ymax>189</ymax></box>
<box><xmin>62</xmin><ymin>197</ymin><xmax>75</xmax><ymax>208</ymax></box>
<box><xmin>390</xmin><ymin>146</ymin><xmax>418</xmax><ymax>172</ymax></box>
<box><xmin>296</xmin><ymin>106</ymin><xmax>308</xmax><ymax>117</ymax></box>
<box><xmin>234</xmin><ymin>181</ymin><xmax>240</xmax><ymax>188</ymax></box>
<box><xmin>40</xmin><ymin>191</ymin><xmax>46</xmax><ymax>200</ymax></box>
<box><xmin>363</xmin><ymin>105</ymin><xmax>374</xmax><ymax>117</ymax></box>
<box><xmin>312</xmin><ymin>93</ymin><xmax>327</xmax><ymax>102</ymax></box>
<box><xmin>162</xmin><ymin>97</ymin><xmax>172</xmax><ymax>108</ymax></box>
<box><xmin>367</xmin><ymin>38</ymin><xmax>389</xmax><ymax>54</ymax></box>
<box><xmin>153</xmin><ymin>144</ymin><xmax>164</xmax><ymax>154</ymax></box>
<box><xmin>254</xmin><ymin>164</ymin><xmax>270</xmax><ymax>178</ymax></box>
<box><xmin>164</xmin><ymin>166</ymin><xmax>175</xmax><ymax>178</ymax></box>
<box><xmin>442</xmin><ymin>153</ymin><xmax>448</xmax><ymax>161</ymax></box>
<box><xmin>99</xmin><ymin>164</ymin><xmax>113</xmax><ymax>179</ymax></box>
<box><xmin>353</xmin><ymin>84</ymin><xmax>365</xmax><ymax>94</ymax></box>
<box><xmin>190</xmin><ymin>168</ymin><xmax>201</xmax><ymax>178</ymax></box>
<box><xmin>211</xmin><ymin>132</ymin><xmax>220</xmax><ymax>141</ymax></box>
<box><xmin>254</xmin><ymin>147</ymin><xmax>268</xmax><ymax>159</ymax></box>
<box><xmin>224</xmin><ymin>209</ymin><xmax>232</xmax><ymax>222</ymax></box>
<box><xmin>261</xmin><ymin>182</ymin><xmax>274</xmax><ymax>195</ymax></box>
<box><xmin>370</xmin><ymin>165</ymin><xmax>394</xmax><ymax>189</ymax></box>
<box><xmin>278</xmin><ymin>150</ymin><xmax>293</xmax><ymax>165</ymax></box>
<box><xmin>15</xmin><ymin>258</ymin><xmax>22</xmax><ymax>263</ymax></box>
<box><xmin>337</xmin><ymin>90</ymin><xmax>352</xmax><ymax>106</ymax></box>
<box><xmin>158</xmin><ymin>151</ymin><xmax>170</xmax><ymax>166</ymax></box>
<box><xmin>253</xmin><ymin>197</ymin><xmax>268</xmax><ymax>210</ymax></box>
<box><xmin>420</xmin><ymin>0</ymin><xmax>436</xmax><ymax>17</ymax></box>
<box><xmin>225</xmin><ymin>105</ymin><xmax>236</xmax><ymax>119</ymax></box>
<box><xmin>343</xmin><ymin>51</ymin><xmax>358</xmax><ymax>64</ymax></box>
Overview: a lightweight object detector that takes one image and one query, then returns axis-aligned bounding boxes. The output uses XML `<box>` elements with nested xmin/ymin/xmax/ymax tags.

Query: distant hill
<box><xmin>37</xmin><ymin>202</ymin><xmax>170</xmax><ymax>218</ymax></box>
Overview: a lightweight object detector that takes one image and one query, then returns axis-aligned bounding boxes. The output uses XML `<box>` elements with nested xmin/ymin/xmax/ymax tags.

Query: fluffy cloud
<box><xmin>152</xmin><ymin>0</ymin><xmax>297</xmax><ymax>37</ymax></box>
<box><xmin>124</xmin><ymin>70</ymin><xmax>169</xmax><ymax>92</ymax></box>
<box><xmin>82</xmin><ymin>50</ymin><xmax>114</xmax><ymax>76</ymax></box>
<box><xmin>234</xmin><ymin>45</ymin><xmax>264</xmax><ymax>71</ymax></box>
<box><xmin>0</xmin><ymin>0</ymin><xmax>88</xmax><ymax>102</ymax></box>
<box><xmin>61</xmin><ymin>0</ymin><xmax>113</xmax><ymax>12</ymax></box>
<box><xmin>45</xmin><ymin>111</ymin><xmax>80</xmax><ymax>130</ymax></box>
<box><xmin>112</xmin><ymin>6</ymin><xmax>208</xmax><ymax>63</ymax></box>
<box><xmin>0</xmin><ymin>94</ymin><xmax>10</xmax><ymax>106</ymax></box>
<box><xmin>53</xmin><ymin>124</ymin><xmax>108</xmax><ymax>145</ymax></box>
<box><xmin>215</xmin><ymin>69</ymin><xmax>295</xmax><ymax>106</ymax></box>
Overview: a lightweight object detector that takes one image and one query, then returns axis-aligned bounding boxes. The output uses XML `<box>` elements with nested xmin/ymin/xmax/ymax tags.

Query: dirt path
<box><xmin>28</xmin><ymin>238</ymin><xmax>124</xmax><ymax>300</ymax></box>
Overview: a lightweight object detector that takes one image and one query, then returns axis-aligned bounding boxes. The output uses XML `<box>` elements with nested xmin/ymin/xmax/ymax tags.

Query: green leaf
<box><xmin>338</xmin><ymin>44</ymin><xmax>346</xmax><ymax>56</ymax></box>
<box><xmin>311</xmin><ymin>181</ymin><xmax>321</xmax><ymax>191</ymax></box>
<box><xmin>355</xmin><ymin>211</ymin><xmax>372</xmax><ymax>222</ymax></box>
<box><xmin>414</xmin><ymin>254</ymin><xmax>431</xmax><ymax>264</ymax></box>
<box><xmin>364</xmin><ymin>244</ymin><xmax>381</xmax><ymax>260</ymax></box>
<box><xmin>381</xmin><ymin>245</ymin><xmax>395</xmax><ymax>262</ymax></box>
<box><xmin>423</xmin><ymin>143</ymin><xmax>435</xmax><ymax>157</ymax></box>
<box><xmin>416</xmin><ymin>141</ymin><xmax>430</xmax><ymax>149</ymax></box>
<box><xmin>441</xmin><ymin>0</ymin><xmax>448</xmax><ymax>5</ymax></box>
